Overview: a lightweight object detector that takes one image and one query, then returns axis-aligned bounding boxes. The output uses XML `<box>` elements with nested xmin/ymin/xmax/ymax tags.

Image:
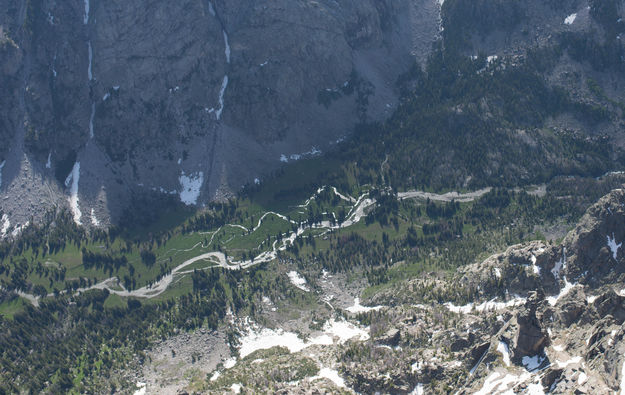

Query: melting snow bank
<box><xmin>475</xmin><ymin>370</ymin><xmax>544</xmax><ymax>395</ymax></box>
<box><xmin>280</xmin><ymin>147</ymin><xmax>322</xmax><ymax>163</ymax></box>
<box><xmin>547</xmin><ymin>278</ymin><xmax>577</xmax><ymax>306</ymax></box>
<box><xmin>445</xmin><ymin>296</ymin><xmax>526</xmax><ymax>314</ymax></box>
<box><xmin>410</xmin><ymin>383</ymin><xmax>425</xmax><ymax>395</ymax></box>
<box><xmin>87</xmin><ymin>42</ymin><xmax>93</xmax><ymax>81</ymax></box>
<box><xmin>132</xmin><ymin>382</ymin><xmax>146</xmax><ymax>395</ymax></box>
<box><xmin>346</xmin><ymin>297</ymin><xmax>383</xmax><ymax>314</ymax></box>
<box><xmin>0</xmin><ymin>160</ymin><xmax>5</xmax><ymax>188</ymax></box>
<box><xmin>232</xmin><ymin>317</ymin><xmax>369</xmax><ymax>363</ymax></box>
<box><xmin>497</xmin><ymin>340</ymin><xmax>511</xmax><ymax>367</ymax></box>
<box><xmin>564</xmin><ymin>13</ymin><xmax>577</xmax><ymax>25</ymax></box>
<box><xmin>287</xmin><ymin>271</ymin><xmax>309</xmax><ymax>292</ymax></box>
<box><xmin>607</xmin><ymin>233</ymin><xmax>622</xmax><ymax>260</ymax></box>
<box><xmin>179</xmin><ymin>171</ymin><xmax>204</xmax><ymax>205</ymax></box>
<box><xmin>65</xmin><ymin>162</ymin><xmax>82</xmax><ymax>225</ymax></box>
<box><xmin>310</xmin><ymin>368</ymin><xmax>346</xmax><ymax>388</ymax></box>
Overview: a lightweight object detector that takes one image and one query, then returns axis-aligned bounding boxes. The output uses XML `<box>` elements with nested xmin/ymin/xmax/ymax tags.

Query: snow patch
<box><xmin>103</xmin><ymin>93</ymin><xmax>110</xmax><ymax>101</ymax></box>
<box><xmin>323</xmin><ymin>318</ymin><xmax>369</xmax><ymax>343</ymax></box>
<box><xmin>230</xmin><ymin>383</ymin><xmax>242</xmax><ymax>394</ymax></box>
<box><xmin>547</xmin><ymin>278</ymin><xmax>576</xmax><ymax>306</ymax></box>
<box><xmin>410</xmin><ymin>383</ymin><xmax>425</xmax><ymax>395</ymax></box>
<box><xmin>556</xmin><ymin>356</ymin><xmax>582</xmax><ymax>368</ymax></box>
<box><xmin>133</xmin><ymin>382</ymin><xmax>146</xmax><ymax>395</ymax></box>
<box><xmin>445</xmin><ymin>296</ymin><xmax>526</xmax><ymax>314</ymax></box>
<box><xmin>179</xmin><ymin>171</ymin><xmax>204</xmax><ymax>205</ymax></box>
<box><xmin>607</xmin><ymin>233</ymin><xmax>621</xmax><ymax>260</ymax></box>
<box><xmin>497</xmin><ymin>340</ymin><xmax>511</xmax><ymax>367</ymax></box>
<box><xmin>223</xmin><ymin>357</ymin><xmax>236</xmax><ymax>369</ymax></box>
<box><xmin>287</xmin><ymin>271</ymin><xmax>309</xmax><ymax>292</ymax></box>
<box><xmin>578</xmin><ymin>371</ymin><xmax>588</xmax><ymax>385</ymax></box>
<box><xmin>494</xmin><ymin>267</ymin><xmax>501</xmax><ymax>279</ymax></box>
<box><xmin>522</xmin><ymin>354</ymin><xmax>545</xmax><ymax>371</ymax></box>
<box><xmin>564</xmin><ymin>13</ymin><xmax>577</xmax><ymax>25</ymax></box>
<box><xmin>209</xmin><ymin>371</ymin><xmax>220</xmax><ymax>381</ymax></box>
<box><xmin>530</xmin><ymin>254</ymin><xmax>541</xmax><ymax>275</ymax></box>
<box><xmin>11</xmin><ymin>222</ymin><xmax>29</xmax><ymax>238</ymax></box>
<box><xmin>208</xmin><ymin>1</ymin><xmax>216</xmax><ymax>16</ymax></box>
<box><xmin>46</xmin><ymin>152</ymin><xmax>52</xmax><ymax>169</ymax></box>
<box><xmin>66</xmin><ymin>162</ymin><xmax>82</xmax><ymax>225</ymax></box>
<box><xmin>587</xmin><ymin>295</ymin><xmax>598</xmax><ymax>304</ymax></box>
<box><xmin>90</xmin><ymin>208</ymin><xmax>100</xmax><ymax>226</ymax></box>
<box><xmin>310</xmin><ymin>367</ymin><xmax>346</xmax><ymax>388</ymax></box>
<box><xmin>346</xmin><ymin>297</ymin><xmax>383</xmax><ymax>314</ymax></box>
<box><xmin>238</xmin><ymin>326</ymin><xmax>309</xmax><ymax>358</ymax></box>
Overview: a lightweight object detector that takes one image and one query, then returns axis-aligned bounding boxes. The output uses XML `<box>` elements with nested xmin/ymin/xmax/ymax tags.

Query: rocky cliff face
<box><xmin>0</xmin><ymin>0</ymin><xmax>440</xmax><ymax>229</ymax></box>
<box><xmin>356</xmin><ymin>187</ymin><xmax>625</xmax><ymax>393</ymax></box>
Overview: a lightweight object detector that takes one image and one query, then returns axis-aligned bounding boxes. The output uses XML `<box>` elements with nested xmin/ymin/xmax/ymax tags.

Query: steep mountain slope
<box><xmin>0</xmin><ymin>0</ymin><xmax>438</xmax><ymax>229</ymax></box>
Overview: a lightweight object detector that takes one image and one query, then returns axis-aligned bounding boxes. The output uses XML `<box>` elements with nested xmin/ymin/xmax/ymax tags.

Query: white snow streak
<box><xmin>445</xmin><ymin>296</ymin><xmax>526</xmax><ymax>314</ymax></box>
<box><xmin>215</xmin><ymin>75</ymin><xmax>228</xmax><ymax>120</ymax></box>
<box><xmin>497</xmin><ymin>340</ymin><xmax>511</xmax><ymax>367</ymax></box>
<box><xmin>83</xmin><ymin>0</ymin><xmax>90</xmax><ymax>24</ymax></box>
<box><xmin>89</xmin><ymin>102</ymin><xmax>95</xmax><ymax>138</ymax></box>
<box><xmin>66</xmin><ymin>162</ymin><xmax>82</xmax><ymax>225</ymax></box>
<box><xmin>346</xmin><ymin>297</ymin><xmax>383</xmax><ymax>314</ymax></box>
<box><xmin>46</xmin><ymin>152</ymin><xmax>52</xmax><ymax>169</ymax></box>
<box><xmin>607</xmin><ymin>233</ymin><xmax>621</xmax><ymax>260</ymax></box>
<box><xmin>547</xmin><ymin>278</ymin><xmax>576</xmax><ymax>306</ymax></box>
